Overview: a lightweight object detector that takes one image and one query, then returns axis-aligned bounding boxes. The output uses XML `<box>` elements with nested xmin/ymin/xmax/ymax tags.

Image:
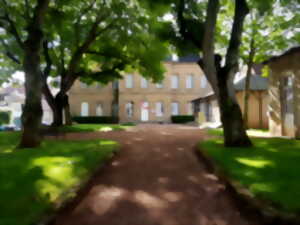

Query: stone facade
<box><xmin>265</xmin><ymin>47</ymin><xmax>300</xmax><ymax>138</ymax></box>
<box><xmin>69</xmin><ymin>61</ymin><xmax>212</xmax><ymax>123</ymax></box>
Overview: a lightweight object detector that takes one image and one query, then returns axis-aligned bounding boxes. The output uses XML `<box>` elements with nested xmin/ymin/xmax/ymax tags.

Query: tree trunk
<box><xmin>243</xmin><ymin>37</ymin><xmax>255</xmax><ymax>129</ymax></box>
<box><xmin>19</xmin><ymin>0</ymin><xmax>50</xmax><ymax>148</ymax></box>
<box><xmin>64</xmin><ymin>94</ymin><xmax>72</xmax><ymax>125</ymax></box>
<box><xmin>217</xmin><ymin>73</ymin><xmax>252</xmax><ymax>147</ymax></box>
<box><xmin>52</xmin><ymin>92</ymin><xmax>65</xmax><ymax>126</ymax></box>
<box><xmin>111</xmin><ymin>81</ymin><xmax>119</xmax><ymax>118</ymax></box>
<box><xmin>20</xmin><ymin>49</ymin><xmax>43</xmax><ymax>147</ymax></box>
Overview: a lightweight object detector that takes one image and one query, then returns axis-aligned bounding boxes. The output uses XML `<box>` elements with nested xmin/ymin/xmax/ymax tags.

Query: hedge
<box><xmin>0</xmin><ymin>111</ymin><xmax>10</xmax><ymax>125</ymax></box>
<box><xmin>72</xmin><ymin>116</ymin><xmax>119</xmax><ymax>124</ymax></box>
<box><xmin>171</xmin><ymin>115</ymin><xmax>195</xmax><ymax>124</ymax></box>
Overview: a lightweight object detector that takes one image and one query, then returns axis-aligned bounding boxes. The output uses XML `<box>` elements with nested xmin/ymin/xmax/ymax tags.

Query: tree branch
<box><xmin>225</xmin><ymin>0</ymin><xmax>249</xmax><ymax>70</ymax></box>
<box><xmin>0</xmin><ymin>39</ymin><xmax>21</xmax><ymax>64</ymax></box>
<box><xmin>24</xmin><ymin>0</ymin><xmax>31</xmax><ymax>20</ymax></box>
<box><xmin>0</xmin><ymin>0</ymin><xmax>24</xmax><ymax>49</ymax></box>
<box><xmin>42</xmin><ymin>40</ymin><xmax>52</xmax><ymax>78</ymax></box>
<box><xmin>177</xmin><ymin>0</ymin><xmax>202</xmax><ymax>49</ymax></box>
<box><xmin>201</xmin><ymin>0</ymin><xmax>220</xmax><ymax>91</ymax></box>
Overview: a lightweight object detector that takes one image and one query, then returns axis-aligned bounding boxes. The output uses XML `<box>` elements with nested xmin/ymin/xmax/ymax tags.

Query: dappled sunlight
<box><xmin>177</xmin><ymin>147</ymin><xmax>184</xmax><ymax>151</ymax></box>
<box><xmin>158</xmin><ymin>177</ymin><xmax>169</xmax><ymax>184</ymax></box>
<box><xmin>200</xmin><ymin>137</ymin><xmax>300</xmax><ymax>212</ymax></box>
<box><xmin>161</xmin><ymin>191</ymin><xmax>183</xmax><ymax>203</ymax></box>
<box><xmin>112</xmin><ymin>160</ymin><xmax>121</xmax><ymax>167</ymax></box>
<box><xmin>203</xmin><ymin>174</ymin><xmax>219</xmax><ymax>181</ymax></box>
<box><xmin>134</xmin><ymin>137</ymin><xmax>144</xmax><ymax>142</ymax></box>
<box><xmin>98</xmin><ymin>127</ymin><xmax>113</xmax><ymax>132</ymax></box>
<box><xmin>0</xmin><ymin>131</ymin><xmax>118</xmax><ymax>225</ymax></box>
<box><xmin>134</xmin><ymin>191</ymin><xmax>169</xmax><ymax>209</ymax></box>
<box><xmin>92</xmin><ymin>187</ymin><xmax>127</xmax><ymax>216</ymax></box>
<box><xmin>235</xmin><ymin>158</ymin><xmax>274</xmax><ymax>168</ymax></box>
<box><xmin>250</xmin><ymin>183</ymin><xmax>275</xmax><ymax>193</ymax></box>
<box><xmin>160</xmin><ymin>131</ymin><xmax>172</xmax><ymax>136</ymax></box>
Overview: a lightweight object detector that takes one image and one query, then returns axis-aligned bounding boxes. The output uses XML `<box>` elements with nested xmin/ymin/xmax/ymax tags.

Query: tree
<box><xmin>1</xmin><ymin>0</ymin><xmax>169</xmax><ymax>127</ymax></box>
<box><xmin>147</xmin><ymin>0</ymin><xmax>298</xmax><ymax>147</ymax></box>
<box><xmin>173</xmin><ymin>0</ymin><xmax>252</xmax><ymax>147</ymax></box>
<box><xmin>0</xmin><ymin>0</ymin><xmax>50</xmax><ymax>147</ymax></box>
<box><xmin>44</xmin><ymin>0</ymin><xmax>168</xmax><ymax>126</ymax></box>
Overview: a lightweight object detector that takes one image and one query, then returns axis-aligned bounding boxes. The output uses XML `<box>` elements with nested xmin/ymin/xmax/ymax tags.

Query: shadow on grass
<box><xmin>0</xmin><ymin>132</ymin><xmax>118</xmax><ymax>225</ymax></box>
<box><xmin>199</xmin><ymin>137</ymin><xmax>300</xmax><ymax>214</ymax></box>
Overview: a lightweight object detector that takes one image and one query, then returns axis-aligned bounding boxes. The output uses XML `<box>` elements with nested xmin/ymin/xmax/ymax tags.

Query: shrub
<box><xmin>171</xmin><ymin>115</ymin><xmax>195</xmax><ymax>124</ymax></box>
<box><xmin>72</xmin><ymin>116</ymin><xmax>119</xmax><ymax>124</ymax></box>
<box><xmin>0</xmin><ymin>111</ymin><xmax>11</xmax><ymax>125</ymax></box>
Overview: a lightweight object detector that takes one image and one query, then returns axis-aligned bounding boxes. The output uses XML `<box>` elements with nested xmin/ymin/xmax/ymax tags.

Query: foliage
<box><xmin>239</xmin><ymin>1</ymin><xmax>300</xmax><ymax>67</ymax></box>
<box><xmin>0</xmin><ymin>0</ymin><xmax>169</xmax><ymax>85</ymax></box>
<box><xmin>171</xmin><ymin>115</ymin><xmax>195</xmax><ymax>123</ymax></box>
<box><xmin>72</xmin><ymin>116</ymin><xmax>119</xmax><ymax>124</ymax></box>
<box><xmin>0</xmin><ymin>111</ymin><xmax>10</xmax><ymax>125</ymax></box>
<box><xmin>59</xmin><ymin>124</ymin><xmax>132</xmax><ymax>133</ymax></box>
<box><xmin>199</xmin><ymin>137</ymin><xmax>300</xmax><ymax>213</ymax></box>
<box><xmin>0</xmin><ymin>131</ymin><xmax>119</xmax><ymax>225</ymax></box>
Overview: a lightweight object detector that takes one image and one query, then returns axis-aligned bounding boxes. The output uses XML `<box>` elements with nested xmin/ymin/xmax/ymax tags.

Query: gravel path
<box><xmin>51</xmin><ymin>124</ymin><xmax>262</xmax><ymax>225</ymax></box>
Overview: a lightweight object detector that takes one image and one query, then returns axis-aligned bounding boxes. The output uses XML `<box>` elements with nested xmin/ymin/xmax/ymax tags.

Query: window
<box><xmin>171</xmin><ymin>102</ymin><xmax>179</xmax><ymax>115</ymax></box>
<box><xmin>171</xmin><ymin>75</ymin><xmax>179</xmax><ymax>89</ymax></box>
<box><xmin>156</xmin><ymin>81</ymin><xmax>164</xmax><ymax>88</ymax></box>
<box><xmin>205</xmin><ymin>102</ymin><xmax>213</xmax><ymax>122</ymax></box>
<box><xmin>200</xmin><ymin>76</ymin><xmax>207</xmax><ymax>88</ymax></box>
<box><xmin>141</xmin><ymin>77</ymin><xmax>148</xmax><ymax>88</ymax></box>
<box><xmin>81</xmin><ymin>102</ymin><xmax>89</xmax><ymax>116</ymax></box>
<box><xmin>186</xmin><ymin>74</ymin><xmax>194</xmax><ymax>89</ymax></box>
<box><xmin>187</xmin><ymin>102</ymin><xmax>194</xmax><ymax>115</ymax></box>
<box><xmin>156</xmin><ymin>102</ymin><xmax>164</xmax><ymax>117</ymax></box>
<box><xmin>125</xmin><ymin>74</ymin><xmax>134</xmax><ymax>88</ymax></box>
<box><xmin>126</xmin><ymin>102</ymin><xmax>134</xmax><ymax>117</ymax></box>
<box><xmin>80</xmin><ymin>82</ymin><xmax>88</xmax><ymax>88</ymax></box>
<box><xmin>96</xmin><ymin>104</ymin><xmax>103</xmax><ymax>116</ymax></box>
<box><xmin>96</xmin><ymin>83</ymin><xmax>102</xmax><ymax>89</ymax></box>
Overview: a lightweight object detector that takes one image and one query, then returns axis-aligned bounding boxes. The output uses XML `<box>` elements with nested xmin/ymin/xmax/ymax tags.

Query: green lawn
<box><xmin>0</xmin><ymin>132</ymin><xmax>119</xmax><ymax>225</ymax></box>
<box><xmin>199</xmin><ymin>137</ymin><xmax>300</xmax><ymax>213</ymax></box>
<box><xmin>206</xmin><ymin>128</ymin><xmax>270</xmax><ymax>137</ymax></box>
<box><xmin>59</xmin><ymin>123</ymin><xmax>134</xmax><ymax>133</ymax></box>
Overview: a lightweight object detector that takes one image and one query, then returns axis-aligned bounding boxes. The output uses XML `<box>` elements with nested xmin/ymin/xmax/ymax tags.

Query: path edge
<box><xmin>36</xmin><ymin>144</ymin><xmax>121</xmax><ymax>225</ymax></box>
<box><xmin>194</xmin><ymin>146</ymin><xmax>300</xmax><ymax>225</ymax></box>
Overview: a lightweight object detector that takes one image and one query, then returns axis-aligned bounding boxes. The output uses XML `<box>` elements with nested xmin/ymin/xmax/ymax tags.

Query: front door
<box><xmin>141</xmin><ymin>101</ymin><xmax>149</xmax><ymax>121</ymax></box>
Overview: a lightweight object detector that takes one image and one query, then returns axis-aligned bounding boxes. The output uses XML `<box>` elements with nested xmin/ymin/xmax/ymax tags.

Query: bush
<box><xmin>0</xmin><ymin>111</ymin><xmax>10</xmax><ymax>125</ymax></box>
<box><xmin>72</xmin><ymin>116</ymin><xmax>119</xmax><ymax>124</ymax></box>
<box><xmin>171</xmin><ymin>115</ymin><xmax>195</xmax><ymax>124</ymax></box>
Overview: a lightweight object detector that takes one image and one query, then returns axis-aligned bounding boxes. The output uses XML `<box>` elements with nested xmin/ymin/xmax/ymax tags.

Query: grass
<box><xmin>59</xmin><ymin>123</ymin><xmax>134</xmax><ymax>133</ymax></box>
<box><xmin>0</xmin><ymin>132</ymin><xmax>119</xmax><ymax>225</ymax></box>
<box><xmin>199</xmin><ymin>137</ymin><xmax>300</xmax><ymax>213</ymax></box>
<box><xmin>206</xmin><ymin>128</ymin><xmax>270</xmax><ymax>137</ymax></box>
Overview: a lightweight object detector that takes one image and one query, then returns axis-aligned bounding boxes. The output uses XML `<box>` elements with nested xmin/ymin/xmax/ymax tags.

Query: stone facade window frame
<box><xmin>186</xmin><ymin>74</ymin><xmax>194</xmax><ymax>89</ymax></box>
<box><xmin>126</xmin><ymin>101</ymin><xmax>134</xmax><ymax>118</ymax></box>
<box><xmin>171</xmin><ymin>102</ymin><xmax>180</xmax><ymax>115</ymax></box>
<box><xmin>141</xmin><ymin>77</ymin><xmax>148</xmax><ymax>88</ymax></box>
<box><xmin>156</xmin><ymin>81</ymin><xmax>164</xmax><ymax>88</ymax></box>
<box><xmin>155</xmin><ymin>102</ymin><xmax>164</xmax><ymax>117</ymax></box>
<box><xmin>171</xmin><ymin>75</ymin><xmax>179</xmax><ymax>89</ymax></box>
<box><xmin>200</xmin><ymin>75</ymin><xmax>207</xmax><ymax>88</ymax></box>
<box><xmin>81</xmin><ymin>102</ymin><xmax>89</xmax><ymax>116</ymax></box>
<box><xmin>96</xmin><ymin>103</ymin><xmax>104</xmax><ymax>116</ymax></box>
<box><xmin>125</xmin><ymin>74</ymin><xmax>134</xmax><ymax>88</ymax></box>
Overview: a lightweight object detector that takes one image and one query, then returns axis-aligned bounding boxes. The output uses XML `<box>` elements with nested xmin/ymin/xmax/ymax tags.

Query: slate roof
<box><xmin>165</xmin><ymin>54</ymin><xmax>201</xmax><ymax>63</ymax></box>
<box><xmin>192</xmin><ymin>75</ymin><xmax>268</xmax><ymax>102</ymax></box>
<box><xmin>263</xmin><ymin>46</ymin><xmax>300</xmax><ymax>64</ymax></box>
<box><xmin>234</xmin><ymin>75</ymin><xmax>268</xmax><ymax>91</ymax></box>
